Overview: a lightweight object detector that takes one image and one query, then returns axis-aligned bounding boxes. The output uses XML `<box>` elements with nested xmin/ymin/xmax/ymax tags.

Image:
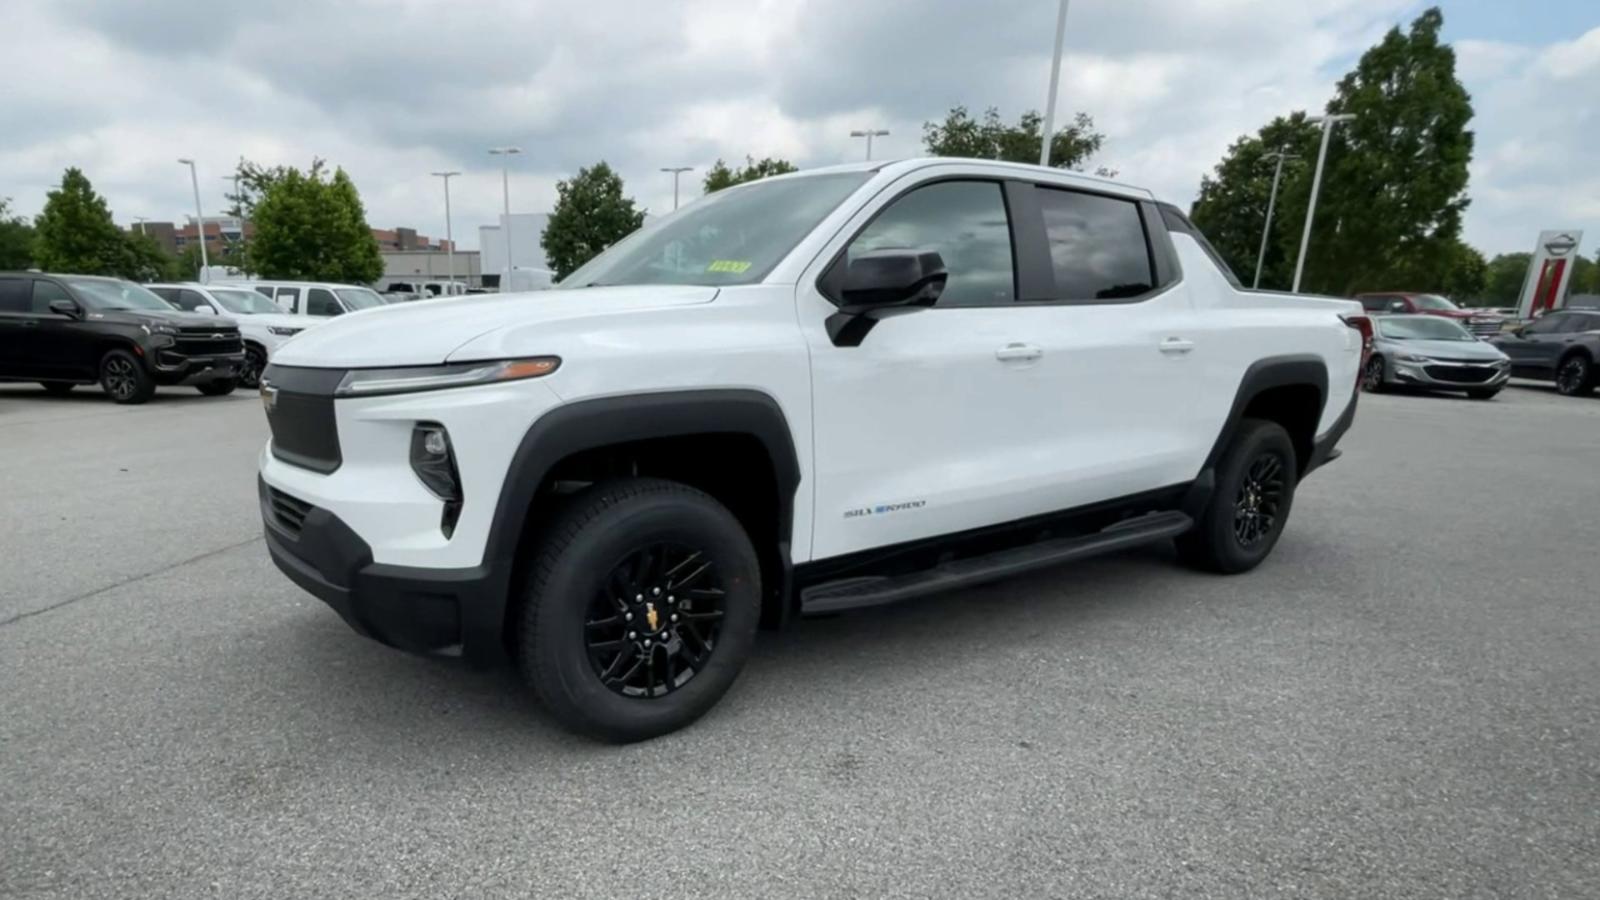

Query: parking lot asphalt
<box><xmin>2</xmin><ymin>380</ymin><xmax>1598</xmax><ymax>899</ymax></box>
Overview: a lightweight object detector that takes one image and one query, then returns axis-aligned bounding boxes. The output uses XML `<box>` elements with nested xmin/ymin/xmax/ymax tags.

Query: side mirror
<box><xmin>1388</xmin><ymin>301</ymin><xmax>1407</xmax><ymax>313</ymax></box>
<box><xmin>826</xmin><ymin>248</ymin><xmax>947</xmax><ymax>347</ymax></box>
<box><xmin>192</xmin><ymin>305</ymin><xmax>216</xmax><ymax>316</ymax></box>
<box><xmin>48</xmin><ymin>299</ymin><xmax>81</xmax><ymax>318</ymax></box>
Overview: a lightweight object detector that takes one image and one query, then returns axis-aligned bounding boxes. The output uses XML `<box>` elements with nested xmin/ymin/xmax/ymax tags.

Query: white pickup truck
<box><xmin>257</xmin><ymin>158</ymin><xmax>1368</xmax><ymax>741</ymax></box>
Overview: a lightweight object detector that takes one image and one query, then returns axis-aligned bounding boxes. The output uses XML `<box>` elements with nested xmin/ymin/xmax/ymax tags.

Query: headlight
<box><xmin>267</xmin><ymin>326</ymin><xmax>303</xmax><ymax>337</ymax></box>
<box><xmin>1397</xmin><ymin>353</ymin><xmax>1429</xmax><ymax>364</ymax></box>
<box><xmin>141</xmin><ymin>323</ymin><xmax>179</xmax><ymax>336</ymax></box>
<box><xmin>334</xmin><ymin>357</ymin><xmax>560</xmax><ymax>397</ymax></box>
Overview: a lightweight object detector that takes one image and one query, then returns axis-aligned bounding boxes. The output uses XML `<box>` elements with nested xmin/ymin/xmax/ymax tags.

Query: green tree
<box><xmin>1190</xmin><ymin>114</ymin><xmax>1319</xmax><ymax>287</ymax></box>
<box><xmin>1437</xmin><ymin>240</ymin><xmax>1487</xmax><ymax>303</ymax></box>
<box><xmin>0</xmin><ymin>198</ymin><xmax>35</xmax><ymax>269</ymax></box>
<box><xmin>32</xmin><ymin>168</ymin><xmax>127</xmax><ymax>275</ymax></box>
<box><xmin>1569</xmin><ymin>252</ymin><xmax>1599</xmax><ymax>296</ymax></box>
<box><xmin>175</xmin><ymin>243</ymin><xmax>207</xmax><ymax>281</ymax></box>
<box><xmin>702</xmin><ymin>156</ymin><xmax>798</xmax><ymax>193</ymax></box>
<box><xmin>245</xmin><ymin>160</ymin><xmax>382</xmax><ymax>283</ymax></box>
<box><xmin>114</xmin><ymin>232</ymin><xmax>179</xmax><ymax>282</ymax></box>
<box><xmin>1482</xmin><ymin>252</ymin><xmax>1531</xmax><ymax>306</ymax></box>
<box><xmin>922</xmin><ymin>106</ymin><xmax>1106</xmax><ymax>170</ymax></box>
<box><xmin>541</xmin><ymin>162</ymin><xmax>646</xmax><ymax>279</ymax></box>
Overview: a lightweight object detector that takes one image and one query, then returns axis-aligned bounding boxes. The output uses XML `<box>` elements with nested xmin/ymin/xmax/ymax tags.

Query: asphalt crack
<box><xmin>0</xmin><ymin>535</ymin><xmax>265</xmax><ymax>628</ymax></box>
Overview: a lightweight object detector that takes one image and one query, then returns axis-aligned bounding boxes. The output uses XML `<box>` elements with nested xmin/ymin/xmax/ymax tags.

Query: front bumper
<box><xmin>151</xmin><ymin>350</ymin><xmax>245</xmax><ymax>386</ymax></box>
<box><xmin>1389</xmin><ymin>358</ymin><xmax>1510</xmax><ymax>390</ymax></box>
<box><xmin>260</xmin><ymin>477</ymin><xmax>509</xmax><ymax>665</ymax></box>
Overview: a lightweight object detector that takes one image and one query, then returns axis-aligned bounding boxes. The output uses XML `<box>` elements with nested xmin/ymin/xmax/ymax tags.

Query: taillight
<box><xmin>1341</xmin><ymin>313</ymin><xmax>1374</xmax><ymax>371</ymax></box>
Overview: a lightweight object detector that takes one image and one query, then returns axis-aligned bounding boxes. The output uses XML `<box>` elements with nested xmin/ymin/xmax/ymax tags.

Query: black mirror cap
<box><xmin>840</xmin><ymin>248</ymin><xmax>948</xmax><ymax>312</ymax></box>
<box><xmin>48</xmin><ymin>299</ymin><xmax>81</xmax><ymax>318</ymax></box>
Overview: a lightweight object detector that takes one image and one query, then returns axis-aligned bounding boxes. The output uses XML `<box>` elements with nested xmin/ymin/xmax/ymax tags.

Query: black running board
<box><xmin>799</xmin><ymin>511</ymin><xmax>1194</xmax><ymax>615</ymax></box>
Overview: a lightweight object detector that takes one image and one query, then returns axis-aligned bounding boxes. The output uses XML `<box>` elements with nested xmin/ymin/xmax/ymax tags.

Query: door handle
<box><xmin>995</xmin><ymin>342</ymin><xmax>1043</xmax><ymax>362</ymax></box>
<box><xmin>1159</xmin><ymin>337</ymin><xmax>1195</xmax><ymax>354</ymax></box>
<box><xmin>19</xmin><ymin>318</ymin><xmax>39</xmax><ymax>328</ymax></box>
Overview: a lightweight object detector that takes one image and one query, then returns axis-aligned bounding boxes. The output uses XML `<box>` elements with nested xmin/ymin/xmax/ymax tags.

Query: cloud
<box><xmin>2</xmin><ymin>0</ymin><xmax>1590</xmax><ymax>259</ymax></box>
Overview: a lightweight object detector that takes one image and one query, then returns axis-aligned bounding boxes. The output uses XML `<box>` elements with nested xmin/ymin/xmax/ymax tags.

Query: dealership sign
<box><xmin>1517</xmin><ymin>229</ymin><xmax>1584</xmax><ymax>319</ymax></box>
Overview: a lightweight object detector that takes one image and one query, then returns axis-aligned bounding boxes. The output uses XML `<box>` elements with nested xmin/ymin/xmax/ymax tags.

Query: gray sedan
<box><xmin>1363</xmin><ymin>314</ymin><xmax>1511</xmax><ymax>399</ymax></box>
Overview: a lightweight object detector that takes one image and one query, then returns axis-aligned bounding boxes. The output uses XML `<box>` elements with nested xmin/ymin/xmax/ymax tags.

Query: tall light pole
<box><xmin>1253</xmin><ymin>149</ymin><xmax>1297</xmax><ymax>289</ymax></box>
<box><xmin>487</xmin><ymin>147</ymin><xmax>521</xmax><ymax>288</ymax></box>
<box><xmin>177</xmin><ymin>158</ymin><xmax>209</xmax><ymax>281</ymax></box>
<box><xmin>1292</xmin><ymin>113</ymin><xmax>1355</xmax><ymax>293</ymax></box>
<box><xmin>660</xmin><ymin>167</ymin><xmax>693</xmax><ymax>210</ymax></box>
<box><xmin>431</xmin><ymin>171</ymin><xmax>460</xmax><ymax>286</ymax></box>
<box><xmin>1038</xmin><ymin>0</ymin><xmax>1071</xmax><ymax>167</ymax></box>
<box><xmin>849</xmin><ymin>129</ymin><xmax>890</xmax><ymax>161</ymax></box>
<box><xmin>133</xmin><ymin>216</ymin><xmax>149</xmax><ymax>236</ymax></box>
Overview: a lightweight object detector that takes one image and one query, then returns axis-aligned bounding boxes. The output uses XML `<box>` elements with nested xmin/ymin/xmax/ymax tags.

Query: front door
<box><xmin>1505</xmin><ymin>312</ymin><xmax>1576</xmax><ymax>372</ymax></box>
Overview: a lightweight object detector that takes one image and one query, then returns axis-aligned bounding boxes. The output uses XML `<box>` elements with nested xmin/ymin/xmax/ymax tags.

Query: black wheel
<box><xmin>239</xmin><ymin>345</ymin><xmax>266</xmax><ymax>389</ymax></box>
<box><xmin>39</xmin><ymin>382</ymin><xmax>75</xmax><ymax>395</ymax></box>
<box><xmin>1177</xmin><ymin>418</ymin><xmax>1297</xmax><ymax>574</ymax></box>
<box><xmin>1361</xmin><ymin>355</ymin><xmax>1387</xmax><ymax>393</ymax></box>
<box><xmin>517</xmin><ymin>478</ymin><xmax>761</xmax><ymax>742</ymax></box>
<box><xmin>1555</xmin><ymin>354</ymin><xmax>1592</xmax><ymax>396</ymax></box>
<box><xmin>197</xmin><ymin>379</ymin><xmax>237</xmax><ymax>397</ymax></box>
<box><xmin>1466</xmin><ymin>387</ymin><xmax>1500</xmax><ymax>400</ymax></box>
<box><xmin>99</xmin><ymin>350</ymin><xmax>155</xmax><ymax>404</ymax></box>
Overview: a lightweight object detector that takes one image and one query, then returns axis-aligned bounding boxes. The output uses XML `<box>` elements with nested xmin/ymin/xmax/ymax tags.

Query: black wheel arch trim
<box><xmin>482</xmin><ymin>388</ymin><xmax>803</xmax><ymax>607</ymax></box>
<box><xmin>1200</xmin><ymin>354</ymin><xmax>1331</xmax><ymax>476</ymax></box>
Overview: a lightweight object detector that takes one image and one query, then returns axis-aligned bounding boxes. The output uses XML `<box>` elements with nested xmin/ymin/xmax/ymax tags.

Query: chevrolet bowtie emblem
<box><xmin>646</xmin><ymin>603</ymin><xmax>660</xmax><ymax>632</ymax></box>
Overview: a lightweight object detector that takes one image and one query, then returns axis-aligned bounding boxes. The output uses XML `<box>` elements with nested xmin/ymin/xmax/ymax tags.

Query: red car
<box><xmin>1355</xmin><ymin>292</ymin><xmax>1504</xmax><ymax>337</ymax></box>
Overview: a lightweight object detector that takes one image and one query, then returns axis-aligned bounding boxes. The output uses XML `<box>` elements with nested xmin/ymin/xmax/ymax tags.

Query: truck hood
<box><xmin>270</xmin><ymin>285</ymin><xmax>719</xmax><ymax>368</ymax></box>
<box><xmin>236</xmin><ymin>312</ymin><xmax>321</xmax><ymax>332</ymax></box>
<box><xmin>90</xmin><ymin>308</ymin><xmax>238</xmax><ymax>329</ymax></box>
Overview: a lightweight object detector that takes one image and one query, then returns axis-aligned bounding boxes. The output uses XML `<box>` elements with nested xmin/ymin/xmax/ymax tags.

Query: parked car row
<box><xmin>1359</xmin><ymin>306</ymin><xmax>1599</xmax><ymax>398</ymax></box>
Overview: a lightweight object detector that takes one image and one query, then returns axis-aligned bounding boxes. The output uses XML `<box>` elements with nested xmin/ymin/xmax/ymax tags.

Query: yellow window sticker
<box><xmin>707</xmin><ymin>260</ymin><xmax>753</xmax><ymax>274</ymax></box>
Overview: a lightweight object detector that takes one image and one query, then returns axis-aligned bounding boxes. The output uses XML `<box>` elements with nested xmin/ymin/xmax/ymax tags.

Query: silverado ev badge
<box><xmin>844</xmin><ymin>499</ymin><xmax>928</xmax><ymax>518</ymax></box>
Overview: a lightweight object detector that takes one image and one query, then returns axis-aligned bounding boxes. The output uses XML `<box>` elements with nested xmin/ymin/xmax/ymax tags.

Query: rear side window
<box><xmin>276</xmin><ymin>287</ymin><xmax>301</xmax><ymax>310</ymax></box>
<box><xmin>1036</xmin><ymin>188</ymin><xmax>1154</xmax><ymax>301</ymax></box>
<box><xmin>846</xmin><ymin>180</ymin><xmax>1016</xmax><ymax>308</ymax></box>
<box><xmin>306</xmin><ymin>288</ymin><xmax>343</xmax><ymax>316</ymax></box>
<box><xmin>0</xmin><ymin>278</ymin><xmax>29</xmax><ymax>313</ymax></box>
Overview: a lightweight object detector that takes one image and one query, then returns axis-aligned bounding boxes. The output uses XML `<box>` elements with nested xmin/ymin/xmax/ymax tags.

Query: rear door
<box><xmin>0</xmin><ymin>277</ymin><xmax>34</xmax><ymax>377</ymax></box>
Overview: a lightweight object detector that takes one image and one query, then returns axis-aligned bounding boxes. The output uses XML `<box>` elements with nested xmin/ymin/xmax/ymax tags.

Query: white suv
<box><xmin>223</xmin><ymin>281</ymin><xmax>387</xmax><ymax>318</ymax></box>
<box><xmin>148</xmin><ymin>283</ymin><xmax>322</xmax><ymax>388</ymax></box>
<box><xmin>258</xmin><ymin>158</ymin><xmax>1366</xmax><ymax>741</ymax></box>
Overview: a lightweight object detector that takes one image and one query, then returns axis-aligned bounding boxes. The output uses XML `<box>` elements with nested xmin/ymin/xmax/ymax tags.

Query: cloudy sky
<box><xmin>2</xmin><ymin>0</ymin><xmax>1595</xmax><ymax>257</ymax></box>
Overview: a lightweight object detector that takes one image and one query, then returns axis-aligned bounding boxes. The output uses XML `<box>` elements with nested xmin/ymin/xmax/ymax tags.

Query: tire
<box><xmin>39</xmin><ymin>382</ymin><xmax>74</xmax><ymax>395</ymax></box>
<box><xmin>99</xmin><ymin>350</ymin><xmax>155</xmax><ymax>404</ymax></box>
<box><xmin>1555</xmin><ymin>354</ymin><xmax>1593</xmax><ymax>396</ymax></box>
<box><xmin>1177</xmin><ymin>418</ymin><xmax>1297</xmax><ymax>574</ymax></box>
<box><xmin>197</xmin><ymin>379</ymin><xmax>237</xmax><ymax>397</ymax></box>
<box><xmin>517</xmin><ymin>477</ymin><xmax>761</xmax><ymax>742</ymax></box>
<box><xmin>1466</xmin><ymin>387</ymin><xmax>1500</xmax><ymax>400</ymax></box>
<box><xmin>1361</xmin><ymin>355</ymin><xmax>1387</xmax><ymax>393</ymax></box>
<box><xmin>239</xmin><ymin>345</ymin><xmax>267</xmax><ymax>389</ymax></box>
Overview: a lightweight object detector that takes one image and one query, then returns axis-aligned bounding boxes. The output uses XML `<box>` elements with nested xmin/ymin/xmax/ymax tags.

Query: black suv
<box><xmin>0</xmin><ymin>273</ymin><xmax>245</xmax><ymax>404</ymax></box>
<box><xmin>1490</xmin><ymin>309</ymin><xmax>1600</xmax><ymax>396</ymax></box>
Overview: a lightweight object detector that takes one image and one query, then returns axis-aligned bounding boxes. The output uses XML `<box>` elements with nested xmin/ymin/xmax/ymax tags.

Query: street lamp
<box><xmin>1253</xmin><ymin>149</ymin><xmax>1298</xmax><ymax>289</ymax></box>
<box><xmin>487</xmin><ymin>146</ymin><xmax>522</xmax><ymax>288</ymax></box>
<box><xmin>431</xmin><ymin>171</ymin><xmax>460</xmax><ymax>287</ymax></box>
<box><xmin>133</xmin><ymin>216</ymin><xmax>149</xmax><ymax>236</ymax></box>
<box><xmin>1292</xmin><ymin>113</ymin><xmax>1356</xmax><ymax>293</ymax></box>
<box><xmin>1038</xmin><ymin>0</ymin><xmax>1071</xmax><ymax>167</ymax></box>
<box><xmin>660</xmin><ymin>167</ymin><xmax>693</xmax><ymax>210</ymax></box>
<box><xmin>177</xmin><ymin>158</ymin><xmax>209</xmax><ymax>282</ymax></box>
<box><xmin>849</xmin><ymin>129</ymin><xmax>890</xmax><ymax>161</ymax></box>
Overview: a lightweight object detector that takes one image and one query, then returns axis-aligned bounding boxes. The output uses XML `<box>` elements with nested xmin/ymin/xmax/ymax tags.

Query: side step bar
<box><xmin>799</xmin><ymin>511</ymin><xmax>1194</xmax><ymax>615</ymax></box>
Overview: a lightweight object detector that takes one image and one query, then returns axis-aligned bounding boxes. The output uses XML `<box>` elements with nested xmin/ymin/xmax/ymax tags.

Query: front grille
<box><xmin>1424</xmin><ymin>364</ymin><xmax>1497</xmax><ymax>383</ymax></box>
<box><xmin>262</xmin><ymin>365</ymin><xmax>345</xmax><ymax>474</ymax></box>
<box><xmin>176</xmin><ymin>330</ymin><xmax>244</xmax><ymax>356</ymax></box>
<box><xmin>1466</xmin><ymin>320</ymin><xmax>1502</xmax><ymax>336</ymax></box>
<box><xmin>265</xmin><ymin>486</ymin><xmax>312</xmax><ymax>535</ymax></box>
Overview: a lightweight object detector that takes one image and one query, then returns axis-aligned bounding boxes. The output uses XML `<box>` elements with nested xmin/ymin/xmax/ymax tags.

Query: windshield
<box><xmin>210</xmin><ymin>288</ymin><xmax>281</xmax><ymax>315</ymax></box>
<box><xmin>1411</xmin><ymin>293</ymin><xmax>1459</xmax><ymax>311</ymax></box>
<box><xmin>336</xmin><ymin>288</ymin><xmax>385</xmax><ymax>310</ymax></box>
<box><xmin>1378</xmin><ymin>316</ymin><xmax>1474</xmax><ymax>341</ymax></box>
<box><xmin>559</xmin><ymin>172</ymin><xmax>872</xmax><ymax>288</ymax></box>
<box><xmin>64</xmin><ymin>278</ymin><xmax>175</xmax><ymax>311</ymax></box>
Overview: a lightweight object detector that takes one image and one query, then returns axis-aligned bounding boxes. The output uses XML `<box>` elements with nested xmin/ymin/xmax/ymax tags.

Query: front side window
<box><xmin>32</xmin><ymin>279</ymin><xmax>73</xmax><ymax>313</ymax></box>
<box><xmin>172</xmin><ymin>289</ymin><xmax>209</xmax><ymax>312</ymax></box>
<box><xmin>845</xmin><ymin>180</ymin><xmax>1015</xmax><ymax>308</ymax></box>
<box><xmin>61</xmin><ymin>277</ymin><xmax>174</xmax><ymax>311</ymax></box>
<box><xmin>306</xmin><ymin>288</ymin><xmax>343</xmax><ymax>316</ymax></box>
<box><xmin>561</xmin><ymin>172</ymin><xmax>871</xmax><ymax>289</ymax></box>
<box><xmin>1037</xmin><ymin>187</ymin><xmax>1154</xmax><ymax>301</ymax></box>
<box><xmin>1526</xmin><ymin>313</ymin><xmax>1572</xmax><ymax>335</ymax></box>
